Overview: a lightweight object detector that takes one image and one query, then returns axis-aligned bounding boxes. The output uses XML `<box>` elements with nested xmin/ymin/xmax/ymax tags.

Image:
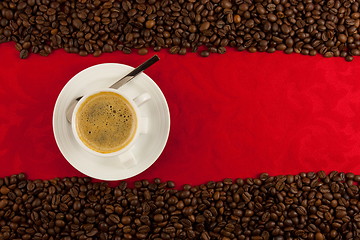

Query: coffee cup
<box><xmin>71</xmin><ymin>88</ymin><xmax>150</xmax><ymax>167</ymax></box>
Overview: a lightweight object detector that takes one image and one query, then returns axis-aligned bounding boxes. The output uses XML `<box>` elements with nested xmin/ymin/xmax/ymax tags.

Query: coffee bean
<box><xmin>121</xmin><ymin>216</ymin><xmax>131</xmax><ymax>224</ymax></box>
<box><xmin>166</xmin><ymin>181</ymin><xmax>175</xmax><ymax>188</ymax></box>
<box><xmin>201</xmin><ymin>231</ymin><xmax>210</xmax><ymax>240</ymax></box>
<box><xmin>154</xmin><ymin>214</ymin><xmax>164</xmax><ymax>222</ymax></box>
<box><xmin>103</xmin><ymin>44</ymin><xmax>113</xmax><ymax>53</ymax></box>
<box><xmin>84</xmin><ymin>208</ymin><xmax>95</xmax><ymax>217</ymax></box>
<box><xmin>145</xmin><ymin>20</ymin><xmax>155</xmax><ymax>29</ymax></box>
<box><xmin>189</xmin><ymin>25</ymin><xmax>197</xmax><ymax>33</ymax></box>
<box><xmin>177</xmin><ymin>48</ymin><xmax>186</xmax><ymax>55</ymax></box>
<box><xmin>87</xmin><ymin>228</ymin><xmax>98</xmax><ymax>237</ymax></box>
<box><xmin>217</xmin><ymin>47</ymin><xmax>226</xmax><ymax>54</ymax></box>
<box><xmin>275</xmin><ymin>180</ymin><xmax>285</xmax><ymax>190</ymax></box>
<box><xmin>108</xmin><ymin>214</ymin><xmax>120</xmax><ymax>224</ymax></box>
<box><xmin>234</xmin><ymin>15</ymin><xmax>241</xmax><ymax>24</ymax></box>
<box><xmin>268</xmin><ymin>13</ymin><xmax>277</xmax><ymax>22</ymax></box>
<box><xmin>345</xmin><ymin>172</ymin><xmax>354</xmax><ymax>180</ymax></box>
<box><xmin>239</xmin><ymin>3</ymin><xmax>249</xmax><ymax>11</ymax></box>
<box><xmin>315</xmin><ymin>232</ymin><xmax>325</xmax><ymax>240</ymax></box>
<box><xmin>1</xmin><ymin>172</ymin><xmax>360</xmax><ymax>238</ymax></box>
<box><xmin>353</xmin><ymin>175</ymin><xmax>360</xmax><ymax>182</ymax></box>
<box><xmin>55</xmin><ymin>219</ymin><xmax>65</xmax><ymax>227</ymax></box>
<box><xmin>169</xmin><ymin>46</ymin><xmax>180</xmax><ymax>54</ymax></box>
<box><xmin>93</xmin><ymin>50</ymin><xmax>102</xmax><ymax>57</ymax></box>
<box><xmin>296</xmin><ymin>206</ymin><xmax>307</xmax><ymax>216</ymax></box>
<box><xmin>351</xmin><ymin>49</ymin><xmax>360</xmax><ymax>56</ymax></box>
<box><xmin>324</xmin><ymin>52</ymin><xmax>334</xmax><ymax>58</ymax></box>
<box><xmin>221</xmin><ymin>0</ymin><xmax>232</xmax><ymax>9</ymax></box>
<box><xmin>281</xmin><ymin>25</ymin><xmax>291</xmax><ymax>34</ymax></box>
<box><xmin>20</xmin><ymin>49</ymin><xmax>29</xmax><ymax>59</ymax></box>
<box><xmin>136</xmin><ymin>48</ymin><xmax>148</xmax><ymax>55</ymax></box>
<box><xmin>200</xmin><ymin>50</ymin><xmax>210</xmax><ymax>57</ymax></box>
<box><xmin>200</xmin><ymin>22</ymin><xmax>210</xmax><ymax>31</ymax></box>
<box><xmin>0</xmin><ymin>199</ymin><xmax>8</xmax><ymax>209</ymax></box>
<box><xmin>73</xmin><ymin>200</ymin><xmax>81</xmax><ymax>211</ymax></box>
<box><xmin>0</xmin><ymin>0</ymin><xmax>357</xmax><ymax>60</ymax></box>
<box><xmin>242</xmin><ymin>192</ymin><xmax>251</xmax><ymax>202</ymax></box>
<box><xmin>0</xmin><ymin>185</ymin><xmax>10</xmax><ymax>194</ymax></box>
<box><xmin>346</xmin><ymin>56</ymin><xmax>354</xmax><ymax>62</ymax></box>
<box><xmin>183</xmin><ymin>206</ymin><xmax>194</xmax><ymax>216</ymax></box>
<box><xmin>72</xmin><ymin>18</ymin><xmax>82</xmax><ymax>29</ymax></box>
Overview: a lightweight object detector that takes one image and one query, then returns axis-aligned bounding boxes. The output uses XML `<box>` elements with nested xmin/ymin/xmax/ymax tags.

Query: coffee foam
<box><xmin>75</xmin><ymin>92</ymin><xmax>137</xmax><ymax>153</ymax></box>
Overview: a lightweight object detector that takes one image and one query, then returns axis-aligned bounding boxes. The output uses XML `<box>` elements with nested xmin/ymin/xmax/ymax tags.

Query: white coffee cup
<box><xmin>71</xmin><ymin>88</ymin><xmax>150</xmax><ymax>167</ymax></box>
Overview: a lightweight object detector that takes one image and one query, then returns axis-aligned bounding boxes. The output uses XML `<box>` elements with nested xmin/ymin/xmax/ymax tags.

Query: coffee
<box><xmin>75</xmin><ymin>91</ymin><xmax>137</xmax><ymax>154</ymax></box>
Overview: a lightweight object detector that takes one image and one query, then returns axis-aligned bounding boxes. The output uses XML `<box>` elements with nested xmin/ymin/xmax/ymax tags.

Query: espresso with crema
<box><xmin>75</xmin><ymin>91</ymin><xmax>137</xmax><ymax>154</ymax></box>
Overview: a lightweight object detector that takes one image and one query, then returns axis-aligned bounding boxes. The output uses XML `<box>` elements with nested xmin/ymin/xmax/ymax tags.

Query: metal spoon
<box><xmin>66</xmin><ymin>55</ymin><xmax>160</xmax><ymax>123</ymax></box>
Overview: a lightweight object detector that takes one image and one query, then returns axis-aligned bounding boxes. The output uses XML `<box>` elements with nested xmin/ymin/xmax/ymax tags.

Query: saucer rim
<box><xmin>52</xmin><ymin>63</ymin><xmax>170</xmax><ymax>180</ymax></box>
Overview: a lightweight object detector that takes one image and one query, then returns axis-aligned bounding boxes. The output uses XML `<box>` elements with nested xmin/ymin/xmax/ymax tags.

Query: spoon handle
<box><xmin>110</xmin><ymin>55</ymin><xmax>160</xmax><ymax>89</ymax></box>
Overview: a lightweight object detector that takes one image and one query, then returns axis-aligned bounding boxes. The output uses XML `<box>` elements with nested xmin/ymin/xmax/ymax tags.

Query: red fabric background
<box><xmin>0</xmin><ymin>42</ymin><xmax>360</xmax><ymax>186</ymax></box>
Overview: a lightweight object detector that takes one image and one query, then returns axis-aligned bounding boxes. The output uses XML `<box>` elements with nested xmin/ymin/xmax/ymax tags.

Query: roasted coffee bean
<box><xmin>138</xmin><ymin>48</ymin><xmax>148</xmax><ymax>55</ymax></box>
<box><xmin>0</xmin><ymin>185</ymin><xmax>10</xmax><ymax>194</ymax></box>
<box><xmin>84</xmin><ymin>208</ymin><xmax>95</xmax><ymax>217</ymax></box>
<box><xmin>178</xmin><ymin>48</ymin><xmax>187</xmax><ymax>55</ymax></box>
<box><xmin>154</xmin><ymin>214</ymin><xmax>164</xmax><ymax>222</ymax></box>
<box><xmin>346</xmin><ymin>56</ymin><xmax>354</xmax><ymax>62</ymax></box>
<box><xmin>200</xmin><ymin>22</ymin><xmax>210</xmax><ymax>31</ymax></box>
<box><xmin>0</xmin><ymin>0</ymin><xmax>357</xmax><ymax>60</ymax></box>
<box><xmin>200</xmin><ymin>50</ymin><xmax>210</xmax><ymax>57</ymax></box>
<box><xmin>217</xmin><ymin>47</ymin><xmax>226</xmax><ymax>54</ymax></box>
<box><xmin>108</xmin><ymin>214</ymin><xmax>120</xmax><ymax>224</ymax></box>
<box><xmin>20</xmin><ymin>49</ymin><xmax>29</xmax><ymax>59</ymax></box>
<box><xmin>0</xmin><ymin>172</ymin><xmax>360</xmax><ymax>238</ymax></box>
<box><xmin>0</xmin><ymin>199</ymin><xmax>8</xmax><ymax>209</ymax></box>
<box><xmin>73</xmin><ymin>200</ymin><xmax>81</xmax><ymax>211</ymax></box>
<box><xmin>169</xmin><ymin>46</ymin><xmax>180</xmax><ymax>54</ymax></box>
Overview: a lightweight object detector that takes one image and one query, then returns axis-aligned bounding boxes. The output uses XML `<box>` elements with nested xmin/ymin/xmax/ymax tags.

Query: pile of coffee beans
<box><xmin>1</xmin><ymin>172</ymin><xmax>360</xmax><ymax>239</ymax></box>
<box><xmin>0</xmin><ymin>0</ymin><xmax>359</xmax><ymax>60</ymax></box>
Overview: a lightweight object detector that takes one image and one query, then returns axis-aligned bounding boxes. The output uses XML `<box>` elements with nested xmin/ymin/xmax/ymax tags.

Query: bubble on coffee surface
<box><xmin>76</xmin><ymin>92</ymin><xmax>137</xmax><ymax>153</ymax></box>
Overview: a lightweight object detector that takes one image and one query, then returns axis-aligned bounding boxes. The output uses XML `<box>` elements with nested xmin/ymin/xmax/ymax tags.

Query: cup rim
<box><xmin>71</xmin><ymin>88</ymin><xmax>140</xmax><ymax>157</ymax></box>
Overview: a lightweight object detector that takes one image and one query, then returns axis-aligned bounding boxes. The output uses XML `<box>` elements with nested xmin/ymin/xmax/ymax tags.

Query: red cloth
<box><xmin>0</xmin><ymin>42</ymin><xmax>359</xmax><ymax>186</ymax></box>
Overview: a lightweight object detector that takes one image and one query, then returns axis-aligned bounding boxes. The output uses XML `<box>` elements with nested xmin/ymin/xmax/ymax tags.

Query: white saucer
<box><xmin>53</xmin><ymin>63</ymin><xmax>170</xmax><ymax>180</ymax></box>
